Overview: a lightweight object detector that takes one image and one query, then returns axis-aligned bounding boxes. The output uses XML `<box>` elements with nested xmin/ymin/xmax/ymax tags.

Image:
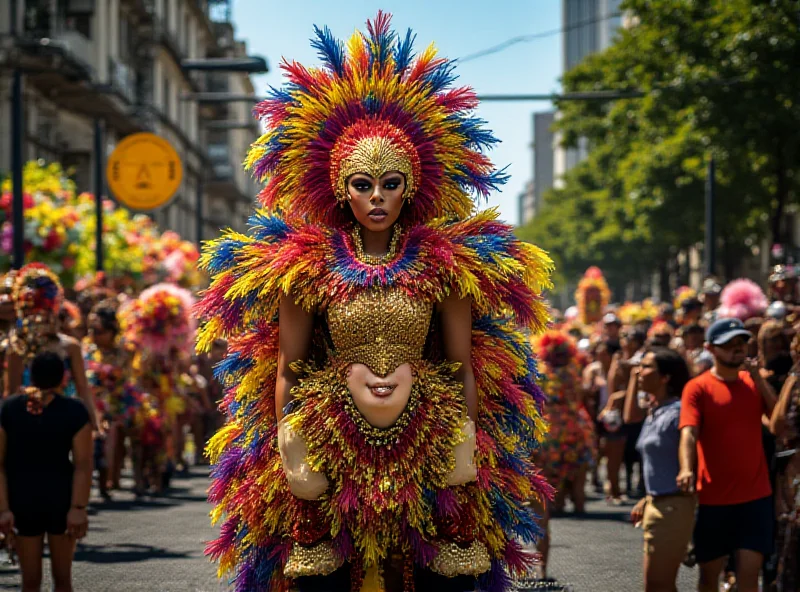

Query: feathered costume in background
<box><xmin>574</xmin><ymin>267</ymin><xmax>610</xmax><ymax>326</ymax></box>
<box><xmin>120</xmin><ymin>283</ymin><xmax>196</xmax><ymax>426</ymax></box>
<box><xmin>197</xmin><ymin>13</ymin><xmax>553</xmax><ymax>592</ymax></box>
<box><xmin>718</xmin><ymin>279</ymin><xmax>768</xmax><ymax>321</ymax></box>
<box><xmin>531</xmin><ymin>332</ymin><xmax>594</xmax><ymax>490</ymax></box>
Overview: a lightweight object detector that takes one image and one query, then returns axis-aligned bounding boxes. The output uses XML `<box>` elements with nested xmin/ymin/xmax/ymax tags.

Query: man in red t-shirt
<box><xmin>677</xmin><ymin>318</ymin><xmax>777</xmax><ymax>592</ymax></box>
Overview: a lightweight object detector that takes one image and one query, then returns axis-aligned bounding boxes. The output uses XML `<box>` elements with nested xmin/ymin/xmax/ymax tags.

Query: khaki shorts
<box><xmin>643</xmin><ymin>494</ymin><xmax>696</xmax><ymax>558</ymax></box>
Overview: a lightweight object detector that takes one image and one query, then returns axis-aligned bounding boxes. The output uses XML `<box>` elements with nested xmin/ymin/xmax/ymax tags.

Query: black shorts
<box><xmin>12</xmin><ymin>508</ymin><xmax>68</xmax><ymax>537</ymax></box>
<box><xmin>694</xmin><ymin>496</ymin><xmax>774</xmax><ymax>563</ymax></box>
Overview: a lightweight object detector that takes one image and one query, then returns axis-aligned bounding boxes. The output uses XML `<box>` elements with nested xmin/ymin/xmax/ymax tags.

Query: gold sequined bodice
<box><xmin>327</xmin><ymin>287</ymin><xmax>433</xmax><ymax>377</ymax></box>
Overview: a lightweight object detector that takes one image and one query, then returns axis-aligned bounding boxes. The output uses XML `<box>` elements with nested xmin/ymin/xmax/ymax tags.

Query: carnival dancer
<box><xmin>84</xmin><ymin>300</ymin><xmax>143</xmax><ymax>496</ymax></box>
<box><xmin>4</xmin><ymin>264</ymin><xmax>96</xmax><ymax>429</ymax></box>
<box><xmin>575</xmin><ymin>267</ymin><xmax>611</xmax><ymax>327</ymax></box>
<box><xmin>531</xmin><ymin>331</ymin><xmax>595</xmax><ymax>578</ymax></box>
<box><xmin>121</xmin><ymin>283</ymin><xmax>195</xmax><ymax>494</ymax></box>
<box><xmin>196</xmin><ymin>12</ymin><xmax>553</xmax><ymax>592</ymax></box>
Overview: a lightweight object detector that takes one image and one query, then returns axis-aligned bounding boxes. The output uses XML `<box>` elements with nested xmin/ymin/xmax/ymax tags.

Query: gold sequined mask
<box><xmin>330</xmin><ymin>120</ymin><xmax>421</xmax><ymax>203</ymax></box>
<box><xmin>327</xmin><ymin>287</ymin><xmax>433</xmax><ymax>377</ymax></box>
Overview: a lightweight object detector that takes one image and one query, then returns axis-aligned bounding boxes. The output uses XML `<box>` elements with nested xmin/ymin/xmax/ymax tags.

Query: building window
<box><xmin>165</xmin><ymin>0</ymin><xmax>173</xmax><ymax>32</ymax></box>
<box><xmin>164</xmin><ymin>77</ymin><xmax>172</xmax><ymax>120</ymax></box>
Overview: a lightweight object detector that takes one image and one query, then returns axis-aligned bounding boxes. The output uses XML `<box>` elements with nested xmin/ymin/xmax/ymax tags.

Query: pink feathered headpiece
<box><xmin>718</xmin><ymin>279</ymin><xmax>768</xmax><ymax>321</ymax></box>
<box><xmin>121</xmin><ymin>283</ymin><xmax>196</xmax><ymax>355</ymax></box>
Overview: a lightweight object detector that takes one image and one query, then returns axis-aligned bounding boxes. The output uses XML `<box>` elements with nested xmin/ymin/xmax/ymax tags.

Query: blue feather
<box><xmin>421</xmin><ymin>59</ymin><xmax>458</xmax><ymax>94</ymax></box>
<box><xmin>393</xmin><ymin>28</ymin><xmax>416</xmax><ymax>74</ymax></box>
<box><xmin>311</xmin><ymin>25</ymin><xmax>345</xmax><ymax>76</ymax></box>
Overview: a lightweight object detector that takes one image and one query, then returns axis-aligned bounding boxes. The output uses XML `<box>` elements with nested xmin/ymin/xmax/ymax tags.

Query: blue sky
<box><xmin>232</xmin><ymin>1</ymin><xmax>563</xmax><ymax>225</ymax></box>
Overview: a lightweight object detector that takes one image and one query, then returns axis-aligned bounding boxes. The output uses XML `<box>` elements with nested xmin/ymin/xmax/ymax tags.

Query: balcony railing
<box><xmin>109</xmin><ymin>58</ymin><xmax>137</xmax><ymax>104</ymax></box>
<box><xmin>22</xmin><ymin>7</ymin><xmax>97</xmax><ymax>76</ymax></box>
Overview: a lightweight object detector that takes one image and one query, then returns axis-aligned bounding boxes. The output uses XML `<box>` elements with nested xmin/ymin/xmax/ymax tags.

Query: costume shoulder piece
<box><xmin>197</xmin><ymin>209</ymin><xmax>550</xmax><ymax>348</ymax></box>
<box><xmin>197</xmin><ymin>12</ymin><xmax>553</xmax><ymax>592</ymax></box>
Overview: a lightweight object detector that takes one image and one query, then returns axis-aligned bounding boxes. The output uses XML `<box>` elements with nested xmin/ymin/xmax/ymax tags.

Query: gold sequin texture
<box><xmin>333</xmin><ymin>135</ymin><xmax>417</xmax><ymax>202</ymax></box>
<box><xmin>327</xmin><ymin>286</ymin><xmax>433</xmax><ymax>377</ymax></box>
<box><xmin>429</xmin><ymin>541</ymin><xmax>492</xmax><ymax>578</ymax></box>
<box><xmin>283</xmin><ymin>540</ymin><xmax>344</xmax><ymax>578</ymax></box>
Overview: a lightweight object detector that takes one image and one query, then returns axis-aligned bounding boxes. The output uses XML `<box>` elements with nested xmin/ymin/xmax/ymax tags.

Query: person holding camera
<box><xmin>677</xmin><ymin>318</ymin><xmax>777</xmax><ymax>592</ymax></box>
<box><xmin>0</xmin><ymin>351</ymin><xmax>92</xmax><ymax>592</ymax></box>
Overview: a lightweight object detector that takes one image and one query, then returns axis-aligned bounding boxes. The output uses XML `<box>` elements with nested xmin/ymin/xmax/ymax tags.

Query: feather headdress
<box><xmin>121</xmin><ymin>283</ymin><xmax>196</xmax><ymax>355</ymax></box>
<box><xmin>245</xmin><ymin>11</ymin><xmax>506</xmax><ymax>228</ymax></box>
<box><xmin>12</xmin><ymin>263</ymin><xmax>63</xmax><ymax>319</ymax></box>
<box><xmin>574</xmin><ymin>267</ymin><xmax>610</xmax><ymax>325</ymax></box>
<box><xmin>718</xmin><ymin>279</ymin><xmax>768</xmax><ymax>321</ymax></box>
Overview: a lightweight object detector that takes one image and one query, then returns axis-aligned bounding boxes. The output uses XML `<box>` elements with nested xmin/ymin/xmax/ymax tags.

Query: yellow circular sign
<box><xmin>107</xmin><ymin>133</ymin><xmax>183</xmax><ymax>211</ymax></box>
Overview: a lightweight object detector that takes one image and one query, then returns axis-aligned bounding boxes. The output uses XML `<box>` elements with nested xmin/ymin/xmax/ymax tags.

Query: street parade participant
<box><xmin>678</xmin><ymin>318</ymin><xmax>777</xmax><ymax>592</ymax></box>
<box><xmin>196</xmin><ymin>12</ymin><xmax>553</xmax><ymax>591</ymax></box>
<box><xmin>84</xmin><ymin>300</ymin><xmax>142</xmax><ymax>497</ymax></box>
<box><xmin>626</xmin><ymin>348</ymin><xmax>694</xmax><ymax>592</ymax></box>
<box><xmin>768</xmin><ymin>265</ymin><xmax>798</xmax><ymax>306</ymax></box>
<box><xmin>0</xmin><ymin>350</ymin><xmax>92</xmax><ymax>592</ymax></box>
<box><xmin>531</xmin><ymin>331</ymin><xmax>594</xmax><ymax>578</ymax></box>
<box><xmin>4</xmin><ymin>264</ymin><xmax>96</xmax><ymax>430</ymax></box>
<box><xmin>575</xmin><ymin>267</ymin><xmax>611</xmax><ymax>327</ymax></box>
<box><xmin>605</xmin><ymin>328</ymin><xmax>648</xmax><ymax>501</ymax></box>
<box><xmin>769</xmin><ymin>331</ymin><xmax>800</xmax><ymax>591</ymax></box>
<box><xmin>700</xmin><ymin>277</ymin><xmax>723</xmax><ymax>323</ymax></box>
<box><xmin>583</xmin><ymin>339</ymin><xmax>619</xmax><ymax>493</ymax></box>
<box><xmin>121</xmin><ymin>283</ymin><xmax>196</xmax><ymax>494</ymax></box>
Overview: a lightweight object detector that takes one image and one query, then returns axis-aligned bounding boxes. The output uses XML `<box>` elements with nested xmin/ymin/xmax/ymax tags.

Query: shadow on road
<box><xmin>551</xmin><ymin>508</ymin><xmax>630</xmax><ymax>523</ymax></box>
<box><xmin>75</xmin><ymin>543</ymin><xmax>192</xmax><ymax>564</ymax></box>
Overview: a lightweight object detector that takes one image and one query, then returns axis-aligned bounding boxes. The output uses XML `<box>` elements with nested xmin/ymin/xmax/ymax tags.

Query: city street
<box><xmin>0</xmin><ymin>468</ymin><xmax>697</xmax><ymax>592</ymax></box>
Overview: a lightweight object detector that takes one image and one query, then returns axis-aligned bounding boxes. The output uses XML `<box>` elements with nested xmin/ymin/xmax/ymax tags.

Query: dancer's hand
<box><xmin>66</xmin><ymin>508</ymin><xmax>88</xmax><ymax>540</ymax></box>
<box><xmin>0</xmin><ymin>510</ymin><xmax>14</xmax><ymax>536</ymax></box>
<box><xmin>629</xmin><ymin>498</ymin><xmax>646</xmax><ymax>526</ymax></box>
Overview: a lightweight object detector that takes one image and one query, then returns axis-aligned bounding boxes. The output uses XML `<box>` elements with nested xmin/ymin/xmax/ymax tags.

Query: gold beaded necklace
<box><xmin>352</xmin><ymin>224</ymin><xmax>402</xmax><ymax>265</ymax></box>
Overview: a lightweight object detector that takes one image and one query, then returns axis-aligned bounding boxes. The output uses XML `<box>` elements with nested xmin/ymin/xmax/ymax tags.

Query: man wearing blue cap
<box><xmin>677</xmin><ymin>318</ymin><xmax>778</xmax><ymax>592</ymax></box>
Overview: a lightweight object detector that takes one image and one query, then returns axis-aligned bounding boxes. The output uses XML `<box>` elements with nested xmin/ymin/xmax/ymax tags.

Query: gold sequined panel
<box><xmin>327</xmin><ymin>287</ymin><xmax>433</xmax><ymax>377</ymax></box>
<box><xmin>334</xmin><ymin>136</ymin><xmax>417</xmax><ymax>202</ymax></box>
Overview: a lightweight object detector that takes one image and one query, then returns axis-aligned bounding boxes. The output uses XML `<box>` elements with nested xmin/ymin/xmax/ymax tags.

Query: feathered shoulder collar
<box><xmin>196</xmin><ymin>209</ymin><xmax>552</xmax><ymax>351</ymax></box>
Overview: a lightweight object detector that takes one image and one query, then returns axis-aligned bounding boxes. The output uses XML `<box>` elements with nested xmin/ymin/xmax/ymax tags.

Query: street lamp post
<box><xmin>94</xmin><ymin>119</ymin><xmax>105</xmax><ymax>272</ymax></box>
<box><xmin>10</xmin><ymin>0</ymin><xmax>24</xmax><ymax>269</ymax></box>
<box><xmin>705</xmin><ymin>154</ymin><xmax>716</xmax><ymax>277</ymax></box>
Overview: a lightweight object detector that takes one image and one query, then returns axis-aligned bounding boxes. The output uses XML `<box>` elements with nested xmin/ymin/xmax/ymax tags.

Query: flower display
<box><xmin>1</xmin><ymin>160</ymin><xmax>203</xmax><ymax>292</ymax></box>
<box><xmin>0</xmin><ymin>162</ymin><xmax>82</xmax><ymax>284</ymax></box>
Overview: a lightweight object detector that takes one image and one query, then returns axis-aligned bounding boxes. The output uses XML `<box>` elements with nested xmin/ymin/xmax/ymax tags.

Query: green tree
<box><xmin>520</xmin><ymin>0</ymin><xmax>800</xmax><ymax>293</ymax></box>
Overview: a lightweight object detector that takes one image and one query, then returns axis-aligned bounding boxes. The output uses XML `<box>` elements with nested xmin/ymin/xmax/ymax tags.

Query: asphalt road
<box><xmin>0</xmin><ymin>469</ymin><xmax>699</xmax><ymax>592</ymax></box>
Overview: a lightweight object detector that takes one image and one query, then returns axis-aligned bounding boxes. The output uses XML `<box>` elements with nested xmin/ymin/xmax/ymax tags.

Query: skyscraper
<box><xmin>554</xmin><ymin>0</ymin><xmax>622</xmax><ymax>184</ymax></box>
<box><xmin>520</xmin><ymin>0</ymin><xmax>622</xmax><ymax>224</ymax></box>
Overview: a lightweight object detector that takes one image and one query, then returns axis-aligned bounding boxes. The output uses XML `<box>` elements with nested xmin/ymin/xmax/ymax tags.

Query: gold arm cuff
<box><xmin>284</xmin><ymin>540</ymin><xmax>344</xmax><ymax>579</ymax></box>
<box><xmin>429</xmin><ymin>540</ymin><xmax>491</xmax><ymax>578</ymax></box>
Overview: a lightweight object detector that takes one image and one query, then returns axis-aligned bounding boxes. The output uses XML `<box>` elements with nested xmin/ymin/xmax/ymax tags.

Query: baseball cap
<box><xmin>705</xmin><ymin>318</ymin><xmax>752</xmax><ymax>345</ymax></box>
<box><xmin>603</xmin><ymin>313</ymin><xmax>621</xmax><ymax>325</ymax></box>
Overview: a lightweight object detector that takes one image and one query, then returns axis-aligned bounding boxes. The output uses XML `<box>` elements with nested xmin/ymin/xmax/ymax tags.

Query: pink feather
<box><xmin>718</xmin><ymin>279</ymin><xmax>768</xmax><ymax>320</ymax></box>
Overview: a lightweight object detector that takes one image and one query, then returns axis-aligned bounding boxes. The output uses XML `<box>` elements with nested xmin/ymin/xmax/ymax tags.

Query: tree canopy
<box><xmin>519</xmin><ymin>0</ymin><xmax>800</xmax><ymax>295</ymax></box>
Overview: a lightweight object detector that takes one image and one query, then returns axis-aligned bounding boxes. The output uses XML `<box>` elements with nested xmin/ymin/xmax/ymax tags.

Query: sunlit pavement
<box><xmin>0</xmin><ymin>468</ymin><xmax>697</xmax><ymax>591</ymax></box>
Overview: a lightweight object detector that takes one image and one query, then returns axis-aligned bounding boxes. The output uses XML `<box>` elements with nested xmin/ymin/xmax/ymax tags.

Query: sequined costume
<box><xmin>197</xmin><ymin>13</ymin><xmax>553</xmax><ymax>592</ymax></box>
<box><xmin>83</xmin><ymin>341</ymin><xmax>141</xmax><ymax>427</ymax></box>
<box><xmin>532</xmin><ymin>332</ymin><xmax>594</xmax><ymax>490</ymax></box>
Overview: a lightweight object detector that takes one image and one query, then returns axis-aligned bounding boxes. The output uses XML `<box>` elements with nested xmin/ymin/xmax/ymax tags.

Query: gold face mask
<box><xmin>330</xmin><ymin>121</ymin><xmax>420</xmax><ymax>203</ymax></box>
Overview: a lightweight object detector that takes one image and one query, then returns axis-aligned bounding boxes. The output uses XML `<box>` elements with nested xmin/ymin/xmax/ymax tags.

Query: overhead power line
<box><xmin>459</xmin><ymin>11</ymin><xmax>623</xmax><ymax>63</ymax></box>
